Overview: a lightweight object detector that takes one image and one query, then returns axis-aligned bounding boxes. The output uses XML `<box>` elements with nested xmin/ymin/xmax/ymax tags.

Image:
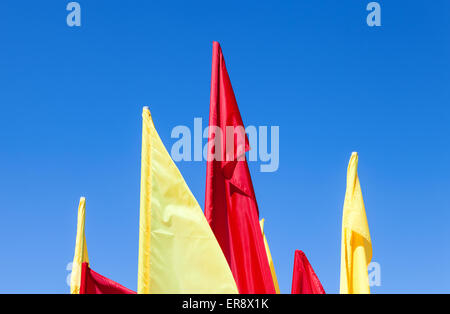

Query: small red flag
<box><xmin>80</xmin><ymin>263</ymin><xmax>136</xmax><ymax>294</ymax></box>
<box><xmin>204</xmin><ymin>42</ymin><xmax>275</xmax><ymax>294</ymax></box>
<box><xmin>291</xmin><ymin>250</ymin><xmax>325</xmax><ymax>294</ymax></box>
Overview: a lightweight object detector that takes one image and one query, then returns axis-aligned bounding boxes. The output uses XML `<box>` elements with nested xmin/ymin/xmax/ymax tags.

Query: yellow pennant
<box><xmin>340</xmin><ymin>152</ymin><xmax>372</xmax><ymax>294</ymax></box>
<box><xmin>137</xmin><ymin>107</ymin><xmax>237</xmax><ymax>294</ymax></box>
<box><xmin>260</xmin><ymin>219</ymin><xmax>281</xmax><ymax>294</ymax></box>
<box><xmin>70</xmin><ymin>197</ymin><xmax>89</xmax><ymax>294</ymax></box>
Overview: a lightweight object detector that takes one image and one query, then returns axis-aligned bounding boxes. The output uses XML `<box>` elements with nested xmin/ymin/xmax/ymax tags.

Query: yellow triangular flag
<box><xmin>260</xmin><ymin>219</ymin><xmax>280</xmax><ymax>294</ymax></box>
<box><xmin>70</xmin><ymin>197</ymin><xmax>89</xmax><ymax>294</ymax></box>
<box><xmin>340</xmin><ymin>152</ymin><xmax>372</xmax><ymax>294</ymax></box>
<box><xmin>137</xmin><ymin>107</ymin><xmax>238</xmax><ymax>294</ymax></box>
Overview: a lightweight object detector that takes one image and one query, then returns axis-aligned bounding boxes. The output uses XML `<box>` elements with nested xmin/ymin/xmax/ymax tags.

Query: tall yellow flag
<box><xmin>260</xmin><ymin>219</ymin><xmax>281</xmax><ymax>294</ymax></box>
<box><xmin>137</xmin><ymin>107</ymin><xmax>238</xmax><ymax>294</ymax></box>
<box><xmin>340</xmin><ymin>152</ymin><xmax>372</xmax><ymax>294</ymax></box>
<box><xmin>70</xmin><ymin>197</ymin><xmax>89</xmax><ymax>294</ymax></box>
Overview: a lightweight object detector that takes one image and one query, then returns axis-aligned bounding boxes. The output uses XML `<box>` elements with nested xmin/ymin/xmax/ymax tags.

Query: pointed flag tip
<box><xmin>143</xmin><ymin>106</ymin><xmax>151</xmax><ymax>116</ymax></box>
<box><xmin>295</xmin><ymin>250</ymin><xmax>306</xmax><ymax>257</ymax></box>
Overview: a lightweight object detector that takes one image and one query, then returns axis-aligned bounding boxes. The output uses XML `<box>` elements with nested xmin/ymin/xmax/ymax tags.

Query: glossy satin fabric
<box><xmin>291</xmin><ymin>250</ymin><xmax>325</xmax><ymax>294</ymax></box>
<box><xmin>80</xmin><ymin>263</ymin><xmax>135</xmax><ymax>294</ymax></box>
<box><xmin>70</xmin><ymin>197</ymin><xmax>89</xmax><ymax>294</ymax></box>
<box><xmin>204</xmin><ymin>42</ymin><xmax>275</xmax><ymax>294</ymax></box>
<box><xmin>137</xmin><ymin>107</ymin><xmax>238</xmax><ymax>294</ymax></box>
<box><xmin>340</xmin><ymin>152</ymin><xmax>372</xmax><ymax>294</ymax></box>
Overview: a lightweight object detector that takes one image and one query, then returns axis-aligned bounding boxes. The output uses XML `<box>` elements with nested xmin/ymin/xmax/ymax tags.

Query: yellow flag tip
<box><xmin>351</xmin><ymin>152</ymin><xmax>358</xmax><ymax>156</ymax></box>
<box><xmin>142</xmin><ymin>106</ymin><xmax>152</xmax><ymax>116</ymax></box>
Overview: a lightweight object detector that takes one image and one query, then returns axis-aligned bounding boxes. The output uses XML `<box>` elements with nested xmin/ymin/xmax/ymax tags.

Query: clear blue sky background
<box><xmin>0</xmin><ymin>1</ymin><xmax>448</xmax><ymax>293</ymax></box>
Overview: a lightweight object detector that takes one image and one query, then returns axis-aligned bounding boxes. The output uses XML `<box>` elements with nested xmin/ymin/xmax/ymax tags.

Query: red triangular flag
<box><xmin>291</xmin><ymin>250</ymin><xmax>325</xmax><ymax>294</ymax></box>
<box><xmin>204</xmin><ymin>42</ymin><xmax>275</xmax><ymax>294</ymax></box>
<box><xmin>80</xmin><ymin>263</ymin><xmax>136</xmax><ymax>294</ymax></box>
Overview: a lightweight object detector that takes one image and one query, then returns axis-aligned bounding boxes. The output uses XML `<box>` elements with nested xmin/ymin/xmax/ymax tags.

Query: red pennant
<box><xmin>291</xmin><ymin>250</ymin><xmax>325</xmax><ymax>294</ymax></box>
<box><xmin>204</xmin><ymin>42</ymin><xmax>275</xmax><ymax>294</ymax></box>
<box><xmin>80</xmin><ymin>263</ymin><xmax>136</xmax><ymax>294</ymax></box>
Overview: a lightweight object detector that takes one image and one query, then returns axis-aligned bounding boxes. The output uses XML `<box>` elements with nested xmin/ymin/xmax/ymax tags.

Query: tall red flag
<box><xmin>80</xmin><ymin>263</ymin><xmax>136</xmax><ymax>294</ymax></box>
<box><xmin>291</xmin><ymin>250</ymin><xmax>325</xmax><ymax>294</ymax></box>
<box><xmin>204</xmin><ymin>42</ymin><xmax>275</xmax><ymax>294</ymax></box>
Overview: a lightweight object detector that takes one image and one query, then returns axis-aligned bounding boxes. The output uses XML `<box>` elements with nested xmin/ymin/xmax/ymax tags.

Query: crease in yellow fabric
<box><xmin>260</xmin><ymin>219</ymin><xmax>280</xmax><ymax>294</ymax></box>
<box><xmin>340</xmin><ymin>152</ymin><xmax>372</xmax><ymax>294</ymax></box>
<box><xmin>137</xmin><ymin>107</ymin><xmax>238</xmax><ymax>294</ymax></box>
<box><xmin>70</xmin><ymin>197</ymin><xmax>89</xmax><ymax>294</ymax></box>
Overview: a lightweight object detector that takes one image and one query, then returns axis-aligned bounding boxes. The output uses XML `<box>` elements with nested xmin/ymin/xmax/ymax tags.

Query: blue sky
<box><xmin>0</xmin><ymin>1</ymin><xmax>448</xmax><ymax>293</ymax></box>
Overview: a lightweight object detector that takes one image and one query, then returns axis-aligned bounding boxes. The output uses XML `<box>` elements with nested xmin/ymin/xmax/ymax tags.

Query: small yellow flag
<box><xmin>70</xmin><ymin>197</ymin><xmax>89</xmax><ymax>294</ymax></box>
<box><xmin>260</xmin><ymin>219</ymin><xmax>281</xmax><ymax>294</ymax></box>
<box><xmin>137</xmin><ymin>107</ymin><xmax>238</xmax><ymax>294</ymax></box>
<box><xmin>340</xmin><ymin>152</ymin><xmax>372</xmax><ymax>294</ymax></box>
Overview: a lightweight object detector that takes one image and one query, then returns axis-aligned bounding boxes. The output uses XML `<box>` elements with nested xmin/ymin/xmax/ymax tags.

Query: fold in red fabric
<box><xmin>291</xmin><ymin>250</ymin><xmax>325</xmax><ymax>294</ymax></box>
<box><xmin>204</xmin><ymin>41</ymin><xmax>275</xmax><ymax>294</ymax></box>
<box><xmin>80</xmin><ymin>262</ymin><xmax>136</xmax><ymax>294</ymax></box>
